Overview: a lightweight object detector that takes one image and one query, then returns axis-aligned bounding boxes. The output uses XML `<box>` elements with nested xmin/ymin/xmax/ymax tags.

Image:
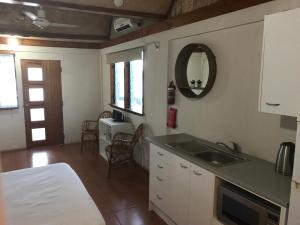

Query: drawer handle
<box><xmin>157</xmin><ymin>164</ymin><xmax>163</xmax><ymax>169</ymax></box>
<box><xmin>156</xmin><ymin>176</ymin><xmax>163</xmax><ymax>182</ymax></box>
<box><xmin>193</xmin><ymin>170</ymin><xmax>202</xmax><ymax>176</ymax></box>
<box><xmin>156</xmin><ymin>194</ymin><xmax>163</xmax><ymax>200</ymax></box>
<box><xmin>157</xmin><ymin>152</ymin><xmax>164</xmax><ymax>156</ymax></box>
<box><xmin>180</xmin><ymin>163</ymin><xmax>188</xmax><ymax>169</ymax></box>
<box><xmin>266</xmin><ymin>102</ymin><xmax>280</xmax><ymax>107</ymax></box>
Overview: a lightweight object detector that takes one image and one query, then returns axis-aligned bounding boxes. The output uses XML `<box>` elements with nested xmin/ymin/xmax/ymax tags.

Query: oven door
<box><xmin>217</xmin><ymin>185</ymin><xmax>268</xmax><ymax>225</ymax></box>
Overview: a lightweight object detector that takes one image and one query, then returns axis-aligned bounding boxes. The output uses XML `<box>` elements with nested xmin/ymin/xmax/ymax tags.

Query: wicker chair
<box><xmin>105</xmin><ymin>123</ymin><xmax>144</xmax><ymax>178</ymax></box>
<box><xmin>81</xmin><ymin>111</ymin><xmax>112</xmax><ymax>153</ymax></box>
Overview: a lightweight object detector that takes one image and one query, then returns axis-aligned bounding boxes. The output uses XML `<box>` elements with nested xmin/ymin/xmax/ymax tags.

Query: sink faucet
<box><xmin>216</xmin><ymin>141</ymin><xmax>241</xmax><ymax>154</ymax></box>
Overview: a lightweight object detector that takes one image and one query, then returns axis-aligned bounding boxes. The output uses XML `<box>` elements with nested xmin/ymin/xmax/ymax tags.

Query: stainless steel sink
<box><xmin>165</xmin><ymin>140</ymin><xmax>211</xmax><ymax>155</ymax></box>
<box><xmin>165</xmin><ymin>140</ymin><xmax>249</xmax><ymax>167</ymax></box>
<box><xmin>194</xmin><ymin>151</ymin><xmax>247</xmax><ymax>167</ymax></box>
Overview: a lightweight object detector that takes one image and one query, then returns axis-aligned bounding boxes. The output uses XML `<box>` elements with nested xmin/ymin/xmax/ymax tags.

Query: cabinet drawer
<box><xmin>149</xmin><ymin>162</ymin><xmax>169</xmax><ymax>213</ymax></box>
<box><xmin>150</xmin><ymin>181</ymin><xmax>167</xmax><ymax>211</ymax></box>
<box><xmin>150</xmin><ymin>153</ymin><xmax>169</xmax><ymax>176</ymax></box>
<box><xmin>150</xmin><ymin>144</ymin><xmax>172</xmax><ymax>163</ymax></box>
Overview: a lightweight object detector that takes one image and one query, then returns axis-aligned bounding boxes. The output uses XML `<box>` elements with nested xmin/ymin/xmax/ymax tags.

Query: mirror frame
<box><xmin>175</xmin><ymin>43</ymin><xmax>217</xmax><ymax>98</ymax></box>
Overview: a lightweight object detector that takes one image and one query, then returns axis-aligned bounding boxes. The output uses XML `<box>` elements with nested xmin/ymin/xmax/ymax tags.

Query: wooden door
<box><xmin>21</xmin><ymin>60</ymin><xmax>64</xmax><ymax>148</ymax></box>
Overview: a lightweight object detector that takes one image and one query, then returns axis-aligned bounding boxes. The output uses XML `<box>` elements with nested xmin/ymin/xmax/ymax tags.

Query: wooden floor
<box><xmin>0</xmin><ymin>143</ymin><xmax>167</xmax><ymax>225</ymax></box>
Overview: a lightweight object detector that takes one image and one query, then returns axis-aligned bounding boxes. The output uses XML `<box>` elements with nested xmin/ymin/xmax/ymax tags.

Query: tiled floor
<box><xmin>0</xmin><ymin>143</ymin><xmax>167</xmax><ymax>225</ymax></box>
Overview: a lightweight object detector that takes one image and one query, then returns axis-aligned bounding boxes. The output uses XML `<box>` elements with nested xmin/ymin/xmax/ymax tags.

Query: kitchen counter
<box><xmin>147</xmin><ymin>133</ymin><xmax>292</xmax><ymax>207</ymax></box>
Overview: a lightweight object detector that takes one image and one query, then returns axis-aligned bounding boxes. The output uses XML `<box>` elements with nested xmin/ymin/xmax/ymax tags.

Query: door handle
<box><xmin>157</xmin><ymin>164</ymin><xmax>163</xmax><ymax>169</ymax></box>
<box><xmin>157</xmin><ymin>152</ymin><xmax>164</xmax><ymax>156</ymax></box>
<box><xmin>180</xmin><ymin>163</ymin><xmax>188</xmax><ymax>169</ymax></box>
<box><xmin>156</xmin><ymin>176</ymin><xmax>163</xmax><ymax>182</ymax></box>
<box><xmin>266</xmin><ymin>102</ymin><xmax>280</xmax><ymax>107</ymax></box>
<box><xmin>156</xmin><ymin>194</ymin><xmax>163</xmax><ymax>200</ymax></box>
<box><xmin>193</xmin><ymin>170</ymin><xmax>202</xmax><ymax>176</ymax></box>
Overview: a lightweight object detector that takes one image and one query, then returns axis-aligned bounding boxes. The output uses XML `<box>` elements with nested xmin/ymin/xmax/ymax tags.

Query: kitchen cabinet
<box><xmin>288</xmin><ymin>182</ymin><xmax>300</xmax><ymax>225</ymax></box>
<box><xmin>149</xmin><ymin>143</ymin><xmax>215</xmax><ymax>225</ymax></box>
<box><xmin>188</xmin><ymin>163</ymin><xmax>215</xmax><ymax>225</ymax></box>
<box><xmin>259</xmin><ymin>8</ymin><xmax>300</xmax><ymax>117</ymax></box>
<box><xmin>288</xmin><ymin>117</ymin><xmax>300</xmax><ymax>225</ymax></box>
<box><xmin>168</xmin><ymin>155</ymin><xmax>190</xmax><ymax>225</ymax></box>
<box><xmin>259</xmin><ymin>8</ymin><xmax>300</xmax><ymax>224</ymax></box>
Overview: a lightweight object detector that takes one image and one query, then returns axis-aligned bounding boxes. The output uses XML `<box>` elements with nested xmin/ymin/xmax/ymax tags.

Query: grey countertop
<box><xmin>147</xmin><ymin>133</ymin><xmax>292</xmax><ymax>208</ymax></box>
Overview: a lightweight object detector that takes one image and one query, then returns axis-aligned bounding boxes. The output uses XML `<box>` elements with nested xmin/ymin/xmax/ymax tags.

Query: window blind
<box><xmin>106</xmin><ymin>47</ymin><xmax>144</xmax><ymax>64</ymax></box>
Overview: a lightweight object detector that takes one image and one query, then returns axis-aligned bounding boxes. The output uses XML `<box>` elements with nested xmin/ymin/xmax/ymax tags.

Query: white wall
<box><xmin>0</xmin><ymin>46</ymin><xmax>102</xmax><ymax>151</ymax></box>
<box><xmin>100</xmin><ymin>0</ymin><xmax>300</xmax><ymax>166</ymax></box>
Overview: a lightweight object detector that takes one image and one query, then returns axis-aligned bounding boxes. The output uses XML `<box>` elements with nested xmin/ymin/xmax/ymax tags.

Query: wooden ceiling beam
<box><xmin>100</xmin><ymin>0</ymin><xmax>274</xmax><ymax>49</ymax></box>
<box><xmin>0</xmin><ymin>36</ymin><xmax>102</xmax><ymax>49</ymax></box>
<box><xmin>0</xmin><ymin>0</ymin><xmax>165</xmax><ymax>21</ymax></box>
<box><xmin>0</xmin><ymin>27</ymin><xmax>109</xmax><ymax>41</ymax></box>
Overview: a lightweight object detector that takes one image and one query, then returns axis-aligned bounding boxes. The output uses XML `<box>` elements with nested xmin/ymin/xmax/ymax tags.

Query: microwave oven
<box><xmin>217</xmin><ymin>183</ymin><xmax>280</xmax><ymax>225</ymax></box>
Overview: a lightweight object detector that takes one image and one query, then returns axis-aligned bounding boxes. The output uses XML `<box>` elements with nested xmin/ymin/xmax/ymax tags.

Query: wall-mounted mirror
<box><xmin>175</xmin><ymin>43</ymin><xmax>217</xmax><ymax>98</ymax></box>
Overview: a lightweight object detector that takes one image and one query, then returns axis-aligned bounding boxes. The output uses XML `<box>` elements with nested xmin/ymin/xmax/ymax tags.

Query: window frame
<box><xmin>110</xmin><ymin>60</ymin><xmax>144</xmax><ymax>116</ymax></box>
<box><xmin>0</xmin><ymin>50</ymin><xmax>19</xmax><ymax>110</ymax></box>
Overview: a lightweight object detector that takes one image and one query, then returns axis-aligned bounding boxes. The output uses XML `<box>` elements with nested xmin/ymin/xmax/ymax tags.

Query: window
<box><xmin>109</xmin><ymin>49</ymin><xmax>144</xmax><ymax>115</ymax></box>
<box><xmin>114</xmin><ymin>62</ymin><xmax>125</xmax><ymax>108</ymax></box>
<box><xmin>129</xmin><ymin>60</ymin><xmax>143</xmax><ymax>114</ymax></box>
<box><xmin>0</xmin><ymin>54</ymin><xmax>18</xmax><ymax>109</ymax></box>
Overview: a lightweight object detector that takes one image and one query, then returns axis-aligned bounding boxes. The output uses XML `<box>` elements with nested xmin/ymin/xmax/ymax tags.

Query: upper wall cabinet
<box><xmin>259</xmin><ymin>8</ymin><xmax>300</xmax><ymax>117</ymax></box>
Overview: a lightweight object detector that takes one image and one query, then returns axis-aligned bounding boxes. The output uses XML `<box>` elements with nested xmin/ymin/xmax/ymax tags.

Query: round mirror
<box><xmin>175</xmin><ymin>44</ymin><xmax>217</xmax><ymax>98</ymax></box>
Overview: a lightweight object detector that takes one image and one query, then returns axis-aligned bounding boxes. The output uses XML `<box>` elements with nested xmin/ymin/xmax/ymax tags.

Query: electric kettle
<box><xmin>275</xmin><ymin>142</ymin><xmax>295</xmax><ymax>176</ymax></box>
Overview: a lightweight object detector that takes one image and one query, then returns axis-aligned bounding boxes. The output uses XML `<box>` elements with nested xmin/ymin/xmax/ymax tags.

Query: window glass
<box><xmin>30</xmin><ymin>108</ymin><xmax>45</xmax><ymax>122</ymax></box>
<box><xmin>0</xmin><ymin>54</ymin><xmax>18</xmax><ymax>109</ymax></box>
<box><xmin>115</xmin><ymin>62</ymin><xmax>125</xmax><ymax>108</ymax></box>
<box><xmin>28</xmin><ymin>67</ymin><xmax>43</xmax><ymax>81</ymax></box>
<box><xmin>31</xmin><ymin>128</ymin><xmax>46</xmax><ymax>141</ymax></box>
<box><xmin>29</xmin><ymin>88</ymin><xmax>44</xmax><ymax>102</ymax></box>
<box><xmin>130</xmin><ymin>60</ymin><xmax>143</xmax><ymax>114</ymax></box>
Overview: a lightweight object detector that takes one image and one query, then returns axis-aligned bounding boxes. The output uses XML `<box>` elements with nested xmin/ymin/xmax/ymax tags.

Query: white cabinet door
<box><xmin>288</xmin><ymin>182</ymin><xmax>300</xmax><ymax>225</ymax></box>
<box><xmin>260</xmin><ymin>8</ymin><xmax>300</xmax><ymax>117</ymax></box>
<box><xmin>292</xmin><ymin>121</ymin><xmax>300</xmax><ymax>183</ymax></box>
<box><xmin>188</xmin><ymin>163</ymin><xmax>215</xmax><ymax>225</ymax></box>
<box><xmin>168</xmin><ymin>155</ymin><xmax>190</xmax><ymax>225</ymax></box>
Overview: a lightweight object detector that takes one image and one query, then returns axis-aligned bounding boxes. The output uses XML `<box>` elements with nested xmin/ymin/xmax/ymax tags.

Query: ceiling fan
<box><xmin>23</xmin><ymin>8</ymin><xmax>79</xmax><ymax>29</ymax></box>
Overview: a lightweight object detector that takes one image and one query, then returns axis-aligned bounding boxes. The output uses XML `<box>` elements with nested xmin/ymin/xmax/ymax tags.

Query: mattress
<box><xmin>1</xmin><ymin>163</ymin><xmax>106</xmax><ymax>225</ymax></box>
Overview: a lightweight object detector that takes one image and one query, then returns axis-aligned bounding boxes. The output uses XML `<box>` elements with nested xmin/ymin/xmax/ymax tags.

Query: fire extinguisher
<box><xmin>167</xmin><ymin>107</ymin><xmax>177</xmax><ymax>128</ymax></box>
<box><xmin>168</xmin><ymin>81</ymin><xmax>176</xmax><ymax>105</ymax></box>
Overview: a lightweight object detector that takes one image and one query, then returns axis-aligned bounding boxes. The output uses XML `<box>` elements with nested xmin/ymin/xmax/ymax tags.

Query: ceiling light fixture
<box><xmin>114</xmin><ymin>0</ymin><xmax>124</xmax><ymax>7</ymax></box>
<box><xmin>7</xmin><ymin>36</ymin><xmax>20</xmax><ymax>50</ymax></box>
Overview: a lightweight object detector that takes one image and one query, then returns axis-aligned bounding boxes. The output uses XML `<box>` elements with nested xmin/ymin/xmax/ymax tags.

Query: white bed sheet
<box><xmin>2</xmin><ymin>163</ymin><xmax>106</xmax><ymax>225</ymax></box>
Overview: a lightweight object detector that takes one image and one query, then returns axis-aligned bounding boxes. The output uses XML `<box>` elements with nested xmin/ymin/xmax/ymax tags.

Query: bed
<box><xmin>1</xmin><ymin>163</ymin><xmax>106</xmax><ymax>225</ymax></box>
